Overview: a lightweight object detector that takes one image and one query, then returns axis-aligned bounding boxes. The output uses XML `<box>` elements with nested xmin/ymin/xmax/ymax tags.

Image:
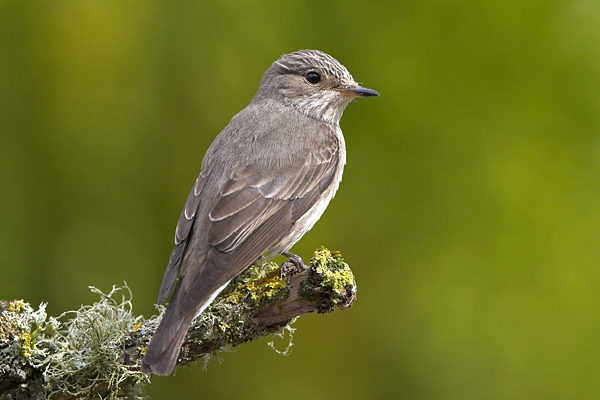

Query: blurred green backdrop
<box><xmin>2</xmin><ymin>0</ymin><xmax>600</xmax><ymax>399</ymax></box>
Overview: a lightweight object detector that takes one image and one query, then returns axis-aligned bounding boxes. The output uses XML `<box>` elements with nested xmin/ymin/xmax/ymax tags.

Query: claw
<box><xmin>280</xmin><ymin>251</ymin><xmax>309</xmax><ymax>278</ymax></box>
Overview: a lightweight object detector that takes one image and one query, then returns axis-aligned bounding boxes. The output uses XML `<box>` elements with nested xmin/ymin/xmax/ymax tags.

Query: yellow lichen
<box><xmin>221</xmin><ymin>264</ymin><xmax>287</xmax><ymax>307</ymax></box>
<box><xmin>223</xmin><ymin>290</ymin><xmax>245</xmax><ymax>305</ymax></box>
<box><xmin>219</xmin><ymin>321</ymin><xmax>230</xmax><ymax>331</ymax></box>
<box><xmin>312</xmin><ymin>247</ymin><xmax>355</xmax><ymax>295</ymax></box>
<box><xmin>132</xmin><ymin>322</ymin><xmax>143</xmax><ymax>332</ymax></box>
<box><xmin>246</xmin><ymin>269</ymin><xmax>287</xmax><ymax>303</ymax></box>
<box><xmin>20</xmin><ymin>332</ymin><xmax>33</xmax><ymax>358</ymax></box>
<box><xmin>8</xmin><ymin>299</ymin><xmax>25</xmax><ymax>313</ymax></box>
<box><xmin>319</xmin><ymin>266</ymin><xmax>354</xmax><ymax>293</ymax></box>
<box><xmin>312</xmin><ymin>247</ymin><xmax>332</xmax><ymax>265</ymax></box>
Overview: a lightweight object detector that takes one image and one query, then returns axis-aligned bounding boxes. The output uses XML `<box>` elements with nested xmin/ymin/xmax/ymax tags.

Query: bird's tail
<box><xmin>141</xmin><ymin>287</ymin><xmax>195</xmax><ymax>375</ymax></box>
<box><xmin>141</xmin><ymin>273</ymin><xmax>233</xmax><ymax>375</ymax></box>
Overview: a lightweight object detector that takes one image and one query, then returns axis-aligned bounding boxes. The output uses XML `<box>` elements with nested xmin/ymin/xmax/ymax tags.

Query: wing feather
<box><xmin>157</xmin><ymin>175</ymin><xmax>207</xmax><ymax>304</ymax></box>
<box><xmin>208</xmin><ymin>191</ymin><xmax>282</xmax><ymax>252</ymax></box>
<box><xmin>209</xmin><ymin>186</ymin><xmax>261</xmax><ymax>221</ymax></box>
<box><xmin>206</xmin><ymin>142</ymin><xmax>338</xmax><ymax>256</ymax></box>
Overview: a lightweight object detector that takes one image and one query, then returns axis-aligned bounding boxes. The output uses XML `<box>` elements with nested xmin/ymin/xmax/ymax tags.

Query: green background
<box><xmin>2</xmin><ymin>1</ymin><xmax>600</xmax><ymax>399</ymax></box>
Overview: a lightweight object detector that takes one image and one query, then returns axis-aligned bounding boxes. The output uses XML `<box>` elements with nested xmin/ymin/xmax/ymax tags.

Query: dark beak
<box><xmin>337</xmin><ymin>85</ymin><xmax>380</xmax><ymax>98</ymax></box>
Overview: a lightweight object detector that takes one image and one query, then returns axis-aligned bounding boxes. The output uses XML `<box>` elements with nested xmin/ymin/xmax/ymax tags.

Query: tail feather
<box><xmin>141</xmin><ymin>273</ymin><xmax>232</xmax><ymax>375</ymax></box>
<box><xmin>141</xmin><ymin>301</ymin><xmax>194</xmax><ymax>375</ymax></box>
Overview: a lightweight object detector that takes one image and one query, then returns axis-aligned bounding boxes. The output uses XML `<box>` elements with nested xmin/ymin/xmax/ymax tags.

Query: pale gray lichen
<box><xmin>266</xmin><ymin>321</ymin><xmax>297</xmax><ymax>356</ymax></box>
<box><xmin>0</xmin><ymin>284</ymin><xmax>150</xmax><ymax>399</ymax></box>
<box><xmin>38</xmin><ymin>285</ymin><xmax>149</xmax><ymax>398</ymax></box>
<box><xmin>0</xmin><ymin>299</ymin><xmax>60</xmax><ymax>396</ymax></box>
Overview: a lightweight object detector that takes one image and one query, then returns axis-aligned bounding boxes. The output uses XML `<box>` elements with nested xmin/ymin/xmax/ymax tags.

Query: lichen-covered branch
<box><xmin>0</xmin><ymin>248</ymin><xmax>356</xmax><ymax>399</ymax></box>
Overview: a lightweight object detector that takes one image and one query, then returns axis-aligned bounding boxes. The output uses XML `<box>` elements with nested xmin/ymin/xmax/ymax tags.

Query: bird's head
<box><xmin>255</xmin><ymin>50</ymin><xmax>379</xmax><ymax>124</ymax></box>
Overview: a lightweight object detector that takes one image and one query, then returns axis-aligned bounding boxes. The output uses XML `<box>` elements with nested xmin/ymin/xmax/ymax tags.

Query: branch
<box><xmin>0</xmin><ymin>248</ymin><xmax>356</xmax><ymax>399</ymax></box>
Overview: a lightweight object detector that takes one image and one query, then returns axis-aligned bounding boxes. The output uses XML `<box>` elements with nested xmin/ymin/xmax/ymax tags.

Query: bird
<box><xmin>141</xmin><ymin>49</ymin><xmax>379</xmax><ymax>375</ymax></box>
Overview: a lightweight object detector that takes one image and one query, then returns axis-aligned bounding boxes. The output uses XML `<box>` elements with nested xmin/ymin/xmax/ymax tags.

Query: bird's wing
<box><xmin>172</xmin><ymin>138</ymin><xmax>341</xmax><ymax>312</ymax></box>
<box><xmin>158</xmin><ymin>125</ymin><xmax>341</xmax><ymax>305</ymax></box>
<box><xmin>157</xmin><ymin>174</ymin><xmax>207</xmax><ymax>304</ymax></box>
<box><xmin>207</xmin><ymin>140</ymin><xmax>339</xmax><ymax>256</ymax></box>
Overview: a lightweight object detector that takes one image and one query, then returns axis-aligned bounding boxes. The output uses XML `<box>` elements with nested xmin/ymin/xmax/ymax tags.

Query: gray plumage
<box><xmin>141</xmin><ymin>50</ymin><xmax>378</xmax><ymax>375</ymax></box>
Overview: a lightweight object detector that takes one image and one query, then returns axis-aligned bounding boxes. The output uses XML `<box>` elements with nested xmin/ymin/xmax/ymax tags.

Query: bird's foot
<box><xmin>280</xmin><ymin>251</ymin><xmax>309</xmax><ymax>278</ymax></box>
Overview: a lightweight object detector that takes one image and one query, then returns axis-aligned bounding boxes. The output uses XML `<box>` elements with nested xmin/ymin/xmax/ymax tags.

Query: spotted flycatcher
<box><xmin>141</xmin><ymin>50</ymin><xmax>379</xmax><ymax>375</ymax></box>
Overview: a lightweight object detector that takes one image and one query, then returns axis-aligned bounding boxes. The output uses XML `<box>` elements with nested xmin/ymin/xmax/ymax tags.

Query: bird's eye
<box><xmin>305</xmin><ymin>72</ymin><xmax>321</xmax><ymax>84</ymax></box>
